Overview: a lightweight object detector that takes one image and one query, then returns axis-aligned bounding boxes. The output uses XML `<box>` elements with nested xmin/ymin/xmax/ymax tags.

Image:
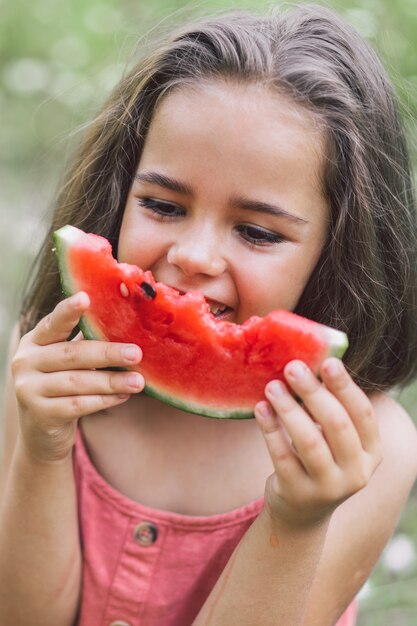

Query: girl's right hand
<box><xmin>11</xmin><ymin>292</ymin><xmax>144</xmax><ymax>463</ymax></box>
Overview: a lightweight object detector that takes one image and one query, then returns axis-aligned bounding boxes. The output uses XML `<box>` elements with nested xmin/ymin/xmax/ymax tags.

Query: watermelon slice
<box><xmin>53</xmin><ymin>225</ymin><xmax>348</xmax><ymax>419</ymax></box>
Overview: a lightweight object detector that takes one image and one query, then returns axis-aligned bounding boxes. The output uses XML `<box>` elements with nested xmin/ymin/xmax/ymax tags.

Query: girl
<box><xmin>1</xmin><ymin>4</ymin><xmax>417</xmax><ymax>625</ymax></box>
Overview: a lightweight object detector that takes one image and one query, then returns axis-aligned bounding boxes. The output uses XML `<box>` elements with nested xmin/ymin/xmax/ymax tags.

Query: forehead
<box><xmin>153</xmin><ymin>80</ymin><xmax>325</xmax><ymax>146</ymax></box>
<box><xmin>141</xmin><ymin>81</ymin><xmax>327</xmax><ymax>206</ymax></box>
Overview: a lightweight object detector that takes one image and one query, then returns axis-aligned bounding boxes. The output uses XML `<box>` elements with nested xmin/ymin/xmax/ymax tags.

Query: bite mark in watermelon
<box><xmin>53</xmin><ymin>225</ymin><xmax>348</xmax><ymax>419</ymax></box>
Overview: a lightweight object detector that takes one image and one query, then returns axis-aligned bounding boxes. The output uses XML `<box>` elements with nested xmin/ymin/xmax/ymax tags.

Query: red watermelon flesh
<box><xmin>53</xmin><ymin>225</ymin><xmax>348</xmax><ymax>419</ymax></box>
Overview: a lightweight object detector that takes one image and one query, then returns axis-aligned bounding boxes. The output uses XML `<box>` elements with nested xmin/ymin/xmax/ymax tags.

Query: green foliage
<box><xmin>1</xmin><ymin>0</ymin><xmax>416</xmax><ymax>172</ymax></box>
<box><xmin>1</xmin><ymin>2</ymin><xmax>417</xmax><ymax>624</ymax></box>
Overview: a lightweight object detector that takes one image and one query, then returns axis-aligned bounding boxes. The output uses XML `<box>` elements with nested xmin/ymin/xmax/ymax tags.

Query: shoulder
<box><xmin>370</xmin><ymin>390</ymin><xmax>417</xmax><ymax>485</ymax></box>
<box><xmin>333</xmin><ymin>389</ymin><xmax>417</xmax><ymax>546</ymax></box>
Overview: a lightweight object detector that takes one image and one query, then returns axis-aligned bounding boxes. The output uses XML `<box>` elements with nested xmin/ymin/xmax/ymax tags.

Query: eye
<box><xmin>137</xmin><ymin>197</ymin><xmax>184</xmax><ymax>220</ymax></box>
<box><xmin>236</xmin><ymin>224</ymin><xmax>285</xmax><ymax>247</ymax></box>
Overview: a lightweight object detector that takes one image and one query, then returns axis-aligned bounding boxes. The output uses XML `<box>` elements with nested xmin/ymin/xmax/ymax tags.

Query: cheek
<box><xmin>117</xmin><ymin>207</ymin><xmax>162</xmax><ymax>268</ymax></box>
<box><xmin>236</xmin><ymin>249</ymin><xmax>318</xmax><ymax>319</ymax></box>
<box><xmin>240</xmin><ymin>279</ymin><xmax>302</xmax><ymax>318</ymax></box>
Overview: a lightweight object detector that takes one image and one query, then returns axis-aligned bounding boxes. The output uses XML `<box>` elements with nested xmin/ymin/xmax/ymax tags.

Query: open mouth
<box><xmin>206</xmin><ymin>299</ymin><xmax>233</xmax><ymax>320</ymax></box>
<box><xmin>167</xmin><ymin>285</ymin><xmax>233</xmax><ymax>320</ymax></box>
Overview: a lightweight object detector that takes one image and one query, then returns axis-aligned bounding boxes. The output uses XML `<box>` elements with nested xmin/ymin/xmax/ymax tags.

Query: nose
<box><xmin>167</xmin><ymin>230</ymin><xmax>227</xmax><ymax>277</ymax></box>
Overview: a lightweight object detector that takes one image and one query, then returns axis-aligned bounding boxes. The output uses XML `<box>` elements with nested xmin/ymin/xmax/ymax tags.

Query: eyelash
<box><xmin>136</xmin><ymin>198</ymin><xmax>285</xmax><ymax>247</ymax></box>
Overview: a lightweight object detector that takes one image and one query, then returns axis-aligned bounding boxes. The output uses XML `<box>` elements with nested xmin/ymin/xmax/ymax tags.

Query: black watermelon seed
<box><xmin>140</xmin><ymin>281</ymin><xmax>157</xmax><ymax>299</ymax></box>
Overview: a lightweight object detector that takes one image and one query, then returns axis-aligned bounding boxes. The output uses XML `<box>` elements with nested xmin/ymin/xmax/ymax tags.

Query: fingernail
<box><xmin>326</xmin><ymin>358</ymin><xmax>342</xmax><ymax>377</ymax></box>
<box><xmin>71</xmin><ymin>292</ymin><xmax>89</xmax><ymax>308</ymax></box>
<box><xmin>127</xmin><ymin>373</ymin><xmax>142</xmax><ymax>389</ymax></box>
<box><xmin>123</xmin><ymin>345</ymin><xmax>141</xmax><ymax>362</ymax></box>
<box><xmin>256</xmin><ymin>402</ymin><xmax>274</xmax><ymax>420</ymax></box>
<box><xmin>70</xmin><ymin>293</ymin><xmax>82</xmax><ymax>306</ymax></box>
<box><xmin>287</xmin><ymin>361</ymin><xmax>306</xmax><ymax>379</ymax></box>
<box><xmin>266</xmin><ymin>380</ymin><xmax>286</xmax><ymax>396</ymax></box>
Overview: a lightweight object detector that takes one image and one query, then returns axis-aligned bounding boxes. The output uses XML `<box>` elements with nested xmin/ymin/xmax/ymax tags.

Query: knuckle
<box><xmin>14</xmin><ymin>373</ymin><xmax>27</xmax><ymax>394</ymax></box>
<box><xmin>353</xmin><ymin>468</ymin><xmax>369</xmax><ymax>491</ymax></box>
<box><xmin>265</xmin><ymin>473</ymin><xmax>278</xmax><ymax>496</ymax></box>
<box><xmin>361</xmin><ymin>402</ymin><xmax>375</xmax><ymax>423</ymax></box>
<box><xmin>14</xmin><ymin>377</ymin><xmax>31</xmax><ymax>405</ymax></box>
<box><xmin>45</xmin><ymin>311</ymin><xmax>53</xmax><ymax>328</ymax></box>
<box><xmin>302</xmin><ymin>433</ymin><xmax>321</xmax><ymax>454</ymax></box>
<box><xmin>62</xmin><ymin>342</ymin><xmax>78</xmax><ymax>366</ymax></box>
<box><xmin>67</xmin><ymin>372</ymin><xmax>81</xmax><ymax>390</ymax></box>
<box><xmin>373</xmin><ymin>443</ymin><xmax>384</xmax><ymax>466</ymax></box>
<box><xmin>274</xmin><ymin>446</ymin><xmax>294</xmax><ymax>465</ymax></box>
<box><xmin>308</xmin><ymin>447</ymin><xmax>329</xmax><ymax>470</ymax></box>
<box><xmin>42</xmin><ymin>312</ymin><xmax>54</xmax><ymax>336</ymax></box>
<box><xmin>108</xmin><ymin>372</ymin><xmax>119</xmax><ymax>392</ymax></box>
<box><xmin>104</xmin><ymin>343</ymin><xmax>115</xmax><ymax>364</ymax></box>
<box><xmin>342</xmin><ymin>462</ymin><xmax>370</xmax><ymax>496</ymax></box>
<box><xmin>11</xmin><ymin>341</ymin><xmax>35</xmax><ymax>375</ymax></box>
<box><xmin>69</xmin><ymin>395</ymin><xmax>83</xmax><ymax>417</ymax></box>
<box><xmin>11</xmin><ymin>351</ymin><xmax>25</xmax><ymax>376</ymax></box>
<box><xmin>330</xmin><ymin>413</ymin><xmax>350</xmax><ymax>434</ymax></box>
<box><xmin>12</xmin><ymin>353</ymin><xmax>35</xmax><ymax>403</ymax></box>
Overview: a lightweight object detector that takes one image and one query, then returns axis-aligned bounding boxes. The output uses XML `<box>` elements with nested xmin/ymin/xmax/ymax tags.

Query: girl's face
<box><xmin>119</xmin><ymin>82</ymin><xmax>329</xmax><ymax>324</ymax></box>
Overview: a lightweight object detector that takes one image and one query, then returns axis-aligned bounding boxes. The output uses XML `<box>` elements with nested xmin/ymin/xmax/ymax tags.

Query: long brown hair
<box><xmin>21</xmin><ymin>4</ymin><xmax>417</xmax><ymax>393</ymax></box>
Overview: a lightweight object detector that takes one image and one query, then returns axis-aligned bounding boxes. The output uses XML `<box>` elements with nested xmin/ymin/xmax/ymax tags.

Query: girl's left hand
<box><xmin>255</xmin><ymin>357</ymin><xmax>383</xmax><ymax>530</ymax></box>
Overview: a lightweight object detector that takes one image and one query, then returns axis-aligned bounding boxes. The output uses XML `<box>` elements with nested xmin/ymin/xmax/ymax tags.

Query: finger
<box><xmin>283</xmin><ymin>361</ymin><xmax>363</xmax><ymax>467</ymax></box>
<box><xmin>320</xmin><ymin>358</ymin><xmax>381</xmax><ymax>455</ymax></box>
<box><xmin>255</xmin><ymin>400</ymin><xmax>306</xmax><ymax>481</ymax></box>
<box><xmin>34</xmin><ymin>340</ymin><xmax>142</xmax><ymax>372</ymax></box>
<box><xmin>41</xmin><ymin>393</ymin><xmax>131</xmax><ymax>421</ymax></box>
<box><xmin>32</xmin><ymin>293</ymin><xmax>90</xmax><ymax>346</ymax></box>
<box><xmin>262</xmin><ymin>383</ymin><xmax>334</xmax><ymax>478</ymax></box>
<box><xmin>40</xmin><ymin>369</ymin><xmax>145</xmax><ymax>397</ymax></box>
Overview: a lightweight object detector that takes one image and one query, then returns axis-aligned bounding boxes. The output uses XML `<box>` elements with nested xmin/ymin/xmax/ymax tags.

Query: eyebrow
<box><xmin>134</xmin><ymin>170</ymin><xmax>309</xmax><ymax>225</ymax></box>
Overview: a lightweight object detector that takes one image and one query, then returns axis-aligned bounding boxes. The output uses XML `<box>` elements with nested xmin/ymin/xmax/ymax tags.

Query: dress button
<box><xmin>109</xmin><ymin>621</ymin><xmax>131</xmax><ymax>626</ymax></box>
<box><xmin>133</xmin><ymin>521</ymin><xmax>158</xmax><ymax>546</ymax></box>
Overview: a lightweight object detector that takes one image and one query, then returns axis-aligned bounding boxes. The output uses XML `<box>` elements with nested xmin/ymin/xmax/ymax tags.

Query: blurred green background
<box><xmin>1</xmin><ymin>0</ymin><xmax>417</xmax><ymax>624</ymax></box>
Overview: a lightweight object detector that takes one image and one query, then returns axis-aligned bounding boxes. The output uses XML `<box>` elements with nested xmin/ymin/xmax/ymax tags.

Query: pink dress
<box><xmin>74</xmin><ymin>428</ymin><xmax>358</xmax><ymax>626</ymax></box>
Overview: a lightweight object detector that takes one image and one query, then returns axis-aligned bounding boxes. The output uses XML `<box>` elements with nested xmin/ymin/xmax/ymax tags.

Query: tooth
<box><xmin>211</xmin><ymin>304</ymin><xmax>227</xmax><ymax>316</ymax></box>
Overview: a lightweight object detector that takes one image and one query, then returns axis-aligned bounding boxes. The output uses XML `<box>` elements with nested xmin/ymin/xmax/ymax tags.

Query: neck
<box><xmin>129</xmin><ymin>392</ymin><xmax>262</xmax><ymax>441</ymax></box>
<box><xmin>81</xmin><ymin>392</ymin><xmax>274</xmax><ymax>515</ymax></box>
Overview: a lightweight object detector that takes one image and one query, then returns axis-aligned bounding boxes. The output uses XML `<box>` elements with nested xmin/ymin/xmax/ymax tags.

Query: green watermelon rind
<box><xmin>144</xmin><ymin>386</ymin><xmax>254</xmax><ymax>419</ymax></box>
<box><xmin>53</xmin><ymin>225</ymin><xmax>348</xmax><ymax>420</ymax></box>
<box><xmin>54</xmin><ymin>228</ymin><xmax>102</xmax><ymax>342</ymax></box>
<box><xmin>324</xmin><ymin>328</ymin><xmax>349</xmax><ymax>360</ymax></box>
<box><xmin>54</xmin><ymin>227</ymin><xmax>255</xmax><ymax>418</ymax></box>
